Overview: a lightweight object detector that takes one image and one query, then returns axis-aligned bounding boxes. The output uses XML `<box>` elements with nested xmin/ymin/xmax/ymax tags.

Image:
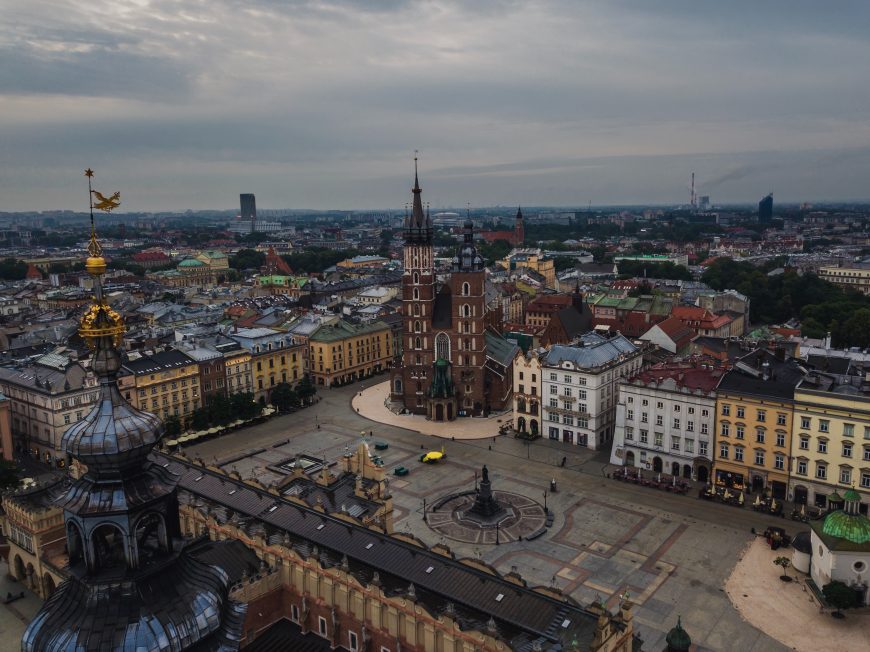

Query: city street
<box><xmin>186</xmin><ymin>380</ymin><xmax>804</xmax><ymax>651</ymax></box>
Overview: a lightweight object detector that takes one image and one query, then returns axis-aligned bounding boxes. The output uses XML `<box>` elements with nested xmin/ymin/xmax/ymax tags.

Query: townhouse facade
<box><xmin>610</xmin><ymin>360</ymin><xmax>724</xmax><ymax>483</ymax></box>
<box><xmin>513</xmin><ymin>333</ymin><xmax>643</xmax><ymax>449</ymax></box>
<box><xmin>117</xmin><ymin>349</ymin><xmax>201</xmax><ymax>423</ymax></box>
<box><xmin>229</xmin><ymin>327</ymin><xmax>305</xmax><ymax>402</ymax></box>
<box><xmin>792</xmin><ymin>371</ymin><xmax>870</xmax><ymax>513</ymax></box>
<box><xmin>712</xmin><ymin>349</ymin><xmax>806</xmax><ymax>499</ymax></box>
<box><xmin>0</xmin><ymin>352</ymin><xmax>99</xmax><ymax>466</ymax></box>
<box><xmin>309</xmin><ymin>320</ymin><xmax>392</xmax><ymax>388</ymax></box>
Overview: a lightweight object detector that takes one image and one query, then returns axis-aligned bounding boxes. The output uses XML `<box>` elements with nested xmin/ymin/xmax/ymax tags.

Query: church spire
<box><xmin>404</xmin><ymin>152</ymin><xmax>432</xmax><ymax>245</ymax></box>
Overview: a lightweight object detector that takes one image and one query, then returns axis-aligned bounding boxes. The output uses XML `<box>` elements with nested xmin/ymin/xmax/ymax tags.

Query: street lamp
<box><xmin>422</xmin><ymin>498</ymin><xmax>427</xmax><ymax>523</ymax></box>
<box><xmin>495</xmin><ymin>521</ymin><xmax>500</xmax><ymax>545</ymax></box>
<box><xmin>543</xmin><ymin>490</ymin><xmax>548</xmax><ymax>514</ymax></box>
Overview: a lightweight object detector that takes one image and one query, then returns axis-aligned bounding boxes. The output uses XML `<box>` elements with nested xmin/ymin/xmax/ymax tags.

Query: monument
<box><xmin>467</xmin><ymin>465</ymin><xmax>506</xmax><ymax>521</ymax></box>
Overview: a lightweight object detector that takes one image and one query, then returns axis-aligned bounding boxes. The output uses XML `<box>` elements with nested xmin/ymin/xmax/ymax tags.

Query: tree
<box><xmin>773</xmin><ymin>556</ymin><xmax>791</xmax><ymax>582</ymax></box>
<box><xmin>270</xmin><ymin>382</ymin><xmax>298</xmax><ymax>412</ymax></box>
<box><xmin>189</xmin><ymin>407</ymin><xmax>211</xmax><ymax>431</ymax></box>
<box><xmin>164</xmin><ymin>415</ymin><xmax>182</xmax><ymax>437</ymax></box>
<box><xmin>296</xmin><ymin>374</ymin><xmax>317</xmax><ymax>406</ymax></box>
<box><xmin>0</xmin><ymin>460</ymin><xmax>21</xmax><ymax>492</ymax></box>
<box><xmin>229</xmin><ymin>391</ymin><xmax>260</xmax><ymax>420</ymax></box>
<box><xmin>822</xmin><ymin>580</ymin><xmax>860</xmax><ymax>618</ymax></box>
<box><xmin>0</xmin><ymin>257</ymin><xmax>27</xmax><ymax>280</ymax></box>
<box><xmin>229</xmin><ymin>248</ymin><xmax>266</xmax><ymax>271</ymax></box>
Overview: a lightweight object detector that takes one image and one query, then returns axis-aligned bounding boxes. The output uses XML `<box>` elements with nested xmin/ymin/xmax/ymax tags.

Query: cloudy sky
<box><xmin>2</xmin><ymin>0</ymin><xmax>870</xmax><ymax>212</ymax></box>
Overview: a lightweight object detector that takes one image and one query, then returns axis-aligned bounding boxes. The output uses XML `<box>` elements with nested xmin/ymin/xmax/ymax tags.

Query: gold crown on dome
<box><xmin>79</xmin><ymin>301</ymin><xmax>125</xmax><ymax>349</ymax></box>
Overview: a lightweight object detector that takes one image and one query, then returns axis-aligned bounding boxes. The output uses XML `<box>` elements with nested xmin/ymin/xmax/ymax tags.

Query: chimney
<box><xmin>762</xmin><ymin>362</ymin><xmax>770</xmax><ymax>381</ymax></box>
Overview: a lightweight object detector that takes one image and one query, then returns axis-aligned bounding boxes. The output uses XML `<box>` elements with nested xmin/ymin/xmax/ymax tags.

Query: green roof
<box><xmin>309</xmin><ymin>320</ymin><xmax>390</xmax><ymax>343</ymax></box>
<box><xmin>843</xmin><ymin>489</ymin><xmax>861</xmax><ymax>502</ymax></box>
<box><xmin>821</xmin><ymin>511</ymin><xmax>870</xmax><ymax>545</ymax></box>
<box><xmin>665</xmin><ymin>617</ymin><xmax>691</xmax><ymax>652</ymax></box>
<box><xmin>178</xmin><ymin>258</ymin><xmax>205</xmax><ymax>267</ymax></box>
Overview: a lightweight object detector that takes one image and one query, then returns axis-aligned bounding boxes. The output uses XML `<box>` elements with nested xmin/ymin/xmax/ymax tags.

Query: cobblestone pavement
<box><xmin>185</xmin><ymin>381</ymin><xmax>799</xmax><ymax>651</ymax></box>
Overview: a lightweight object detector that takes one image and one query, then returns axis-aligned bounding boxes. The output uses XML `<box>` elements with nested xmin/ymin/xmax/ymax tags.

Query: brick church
<box><xmin>391</xmin><ymin>163</ymin><xmax>516</xmax><ymax>421</ymax></box>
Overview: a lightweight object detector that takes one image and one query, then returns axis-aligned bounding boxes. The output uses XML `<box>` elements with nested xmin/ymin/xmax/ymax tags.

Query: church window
<box><xmin>413</xmin><ymin>288</ymin><xmax>419</xmax><ymax>300</ymax></box>
<box><xmin>414</xmin><ymin>321</ymin><xmax>421</xmax><ymax>333</ymax></box>
<box><xmin>462</xmin><ymin>282</ymin><xmax>470</xmax><ymax>296</ymax></box>
<box><xmin>464</xmin><ymin>338</ymin><xmax>470</xmax><ymax>350</ymax></box>
<box><xmin>413</xmin><ymin>303</ymin><xmax>420</xmax><ymax>316</ymax></box>
<box><xmin>462</xmin><ymin>304</ymin><xmax>471</xmax><ymax>318</ymax></box>
<box><xmin>413</xmin><ymin>272</ymin><xmax>419</xmax><ymax>284</ymax></box>
<box><xmin>414</xmin><ymin>337</ymin><xmax>421</xmax><ymax>349</ymax></box>
<box><xmin>463</xmin><ymin>321</ymin><xmax>470</xmax><ymax>334</ymax></box>
<box><xmin>435</xmin><ymin>333</ymin><xmax>450</xmax><ymax>362</ymax></box>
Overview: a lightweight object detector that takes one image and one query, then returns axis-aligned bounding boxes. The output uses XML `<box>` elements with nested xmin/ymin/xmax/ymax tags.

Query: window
<box><xmin>349</xmin><ymin>632</ymin><xmax>359</xmax><ymax>651</ymax></box>
<box><xmin>796</xmin><ymin>459</ymin><xmax>807</xmax><ymax>475</ymax></box>
<box><xmin>64</xmin><ymin>414</ymin><xmax>70</xmax><ymax>424</ymax></box>
<box><xmin>291</xmin><ymin>604</ymin><xmax>300</xmax><ymax>623</ymax></box>
<box><xmin>777</xmin><ymin>413</ymin><xmax>787</xmax><ymax>426</ymax></box>
<box><xmin>799</xmin><ymin>436</ymin><xmax>809</xmax><ymax>450</ymax></box>
<box><xmin>674</xmin><ymin>404</ymin><xmax>680</xmax><ymax>413</ymax></box>
<box><xmin>550</xmin><ymin>372</ymin><xmax>557</xmax><ymax>381</ymax></box>
<box><xmin>755</xmin><ymin>430</ymin><xmax>765</xmax><ymax>444</ymax></box>
<box><xmin>736</xmin><ymin>426</ymin><xmax>744</xmax><ymax>440</ymax></box>
<box><xmin>642</xmin><ymin>399</ymin><xmax>648</xmax><ymax>406</ymax></box>
<box><xmin>641</xmin><ymin>412</ymin><xmax>648</xmax><ymax>423</ymax></box>
<box><xmin>819</xmin><ymin>419</ymin><xmax>829</xmax><ymax>433</ymax></box>
<box><xmin>654</xmin><ymin>433</ymin><xmax>663</xmax><ymax>447</ymax></box>
<box><xmin>685</xmin><ymin>440</ymin><xmax>694</xmax><ymax>454</ymax></box>
<box><xmin>734</xmin><ymin>447</ymin><xmax>744</xmax><ymax>462</ymax></box>
<box><xmin>625</xmin><ymin>427</ymin><xmax>634</xmax><ymax>440</ymax></box>
<box><xmin>655</xmin><ymin>415</ymin><xmax>663</xmax><ymax>426</ymax></box>
<box><xmin>719</xmin><ymin>443</ymin><xmax>729</xmax><ymax>459</ymax></box>
<box><xmin>640</xmin><ymin>430</ymin><xmax>648</xmax><ymax>444</ymax></box>
<box><xmin>721</xmin><ymin>405</ymin><xmax>730</xmax><ymax>416</ymax></box>
<box><xmin>840</xmin><ymin>468</ymin><xmax>852</xmax><ymax>485</ymax></box>
<box><xmin>756</xmin><ymin>409</ymin><xmax>766</xmax><ymax>422</ymax></box>
<box><xmin>844</xmin><ymin>423</ymin><xmax>855</xmax><ymax>437</ymax></box>
<box><xmin>672</xmin><ymin>438</ymin><xmax>680</xmax><ymax>451</ymax></box>
<box><xmin>699</xmin><ymin>441</ymin><xmax>707</xmax><ymax>456</ymax></box>
<box><xmin>318</xmin><ymin>617</ymin><xmax>328</xmax><ymax>637</ymax></box>
<box><xmin>550</xmin><ymin>385</ymin><xmax>557</xmax><ymax>395</ymax></box>
<box><xmin>462</xmin><ymin>282</ymin><xmax>470</xmax><ymax>296</ymax></box>
<box><xmin>701</xmin><ymin>409</ymin><xmax>709</xmax><ymax>417</ymax></box>
<box><xmin>673</xmin><ymin>418</ymin><xmax>680</xmax><ymax>430</ymax></box>
<box><xmin>701</xmin><ymin>423</ymin><xmax>708</xmax><ymax>435</ymax></box>
<box><xmin>686</xmin><ymin>421</ymin><xmax>694</xmax><ymax>432</ymax></box>
<box><xmin>549</xmin><ymin>398</ymin><xmax>558</xmax><ymax>408</ymax></box>
<box><xmin>754</xmin><ymin>450</ymin><xmax>765</xmax><ymax>466</ymax></box>
<box><xmin>688</xmin><ymin>407</ymin><xmax>695</xmax><ymax>414</ymax></box>
<box><xmin>862</xmin><ymin>471</ymin><xmax>870</xmax><ymax>489</ymax></box>
<box><xmin>626</xmin><ymin>409</ymin><xmax>634</xmax><ymax>421</ymax></box>
<box><xmin>775</xmin><ymin>454</ymin><xmax>784</xmax><ymax>470</ymax></box>
<box><xmin>865</xmin><ymin>426</ymin><xmax>870</xmax><ymax>440</ymax></box>
<box><xmin>721</xmin><ymin>423</ymin><xmax>730</xmax><ymax>437</ymax></box>
<box><xmin>864</xmin><ymin>446</ymin><xmax>870</xmax><ymax>461</ymax></box>
<box><xmin>818</xmin><ymin>439</ymin><xmax>828</xmax><ymax>454</ymax></box>
<box><xmin>657</xmin><ymin>402</ymin><xmax>664</xmax><ymax>410</ymax></box>
<box><xmin>736</xmin><ymin>407</ymin><xmax>745</xmax><ymax>418</ymax></box>
<box><xmin>562</xmin><ymin>400</ymin><xmax>571</xmax><ymax>410</ymax></box>
<box><xmin>563</xmin><ymin>374</ymin><xmax>571</xmax><ymax>384</ymax></box>
<box><xmin>801</xmin><ymin>416</ymin><xmax>811</xmax><ymax>430</ymax></box>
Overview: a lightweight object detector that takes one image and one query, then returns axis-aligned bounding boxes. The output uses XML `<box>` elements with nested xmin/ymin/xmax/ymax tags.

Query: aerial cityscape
<box><xmin>2</xmin><ymin>2</ymin><xmax>870</xmax><ymax>652</ymax></box>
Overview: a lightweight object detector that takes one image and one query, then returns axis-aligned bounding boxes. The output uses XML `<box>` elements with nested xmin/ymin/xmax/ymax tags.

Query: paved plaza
<box><xmin>182</xmin><ymin>381</ymin><xmax>836</xmax><ymax>651</ymax></box>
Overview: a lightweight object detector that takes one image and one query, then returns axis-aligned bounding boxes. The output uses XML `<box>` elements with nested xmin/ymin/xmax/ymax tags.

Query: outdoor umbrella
<box><xmin>739</xmin><ymin>492</ymin><xmax>744</xmax><ymax>505</ymax></box>
<box><xmin>753</xmin><ymin>495</ymin><xmax>761</xmax><ymax>507</ymax></box>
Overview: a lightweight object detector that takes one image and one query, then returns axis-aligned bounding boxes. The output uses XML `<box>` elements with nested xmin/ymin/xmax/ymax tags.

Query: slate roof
<box><xmin>159</xmin><ymin>453</ymin><xmax>607</xmax><ymax>650</ymax></box>
<box><xmin>716</xmin><ymin>349</ymin><xmax>806</xmax><ymax>401</ymax></box>
<box><xmin>244</xmin><ymin>619</ymin><xmax>332</xmax><ymax>652</ymax></box>
<box><xmin>123</xmin><ymin>349</ymin><xmax>196</xmax><ymax>375</ymax></box>
<box><xmin>543</xmin><ymin>333</ymin><xmax>638</xmax><ymax>370</ymax></box>
<box><xmin>485</xmin><ymin>331</ymin><xmax>520</xmax><ymax>367</ymax></box>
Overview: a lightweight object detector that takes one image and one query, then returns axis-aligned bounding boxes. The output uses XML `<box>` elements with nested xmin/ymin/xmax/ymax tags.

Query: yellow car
<box><xmin>420</xmin><ymin>448</ymin><xmax>446</xmax><ymax>464</ymax></box>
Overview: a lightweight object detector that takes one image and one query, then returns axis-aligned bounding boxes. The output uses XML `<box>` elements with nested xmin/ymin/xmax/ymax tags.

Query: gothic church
<box><xmin>391</xmin><ymin>163</ymin><xmax>516</xmax><ymax>420</ymax></box>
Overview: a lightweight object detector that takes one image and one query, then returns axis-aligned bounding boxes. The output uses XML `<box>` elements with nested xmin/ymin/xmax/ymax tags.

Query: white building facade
<box><xmin>609</xmin><ymin>361</ymin><xmax>724</xmax><ymax>482</ymax></box>
<box><xmin>539</xmin><ymin>333</ymin><xmax>643</xmax><ymax>450</ymax></box>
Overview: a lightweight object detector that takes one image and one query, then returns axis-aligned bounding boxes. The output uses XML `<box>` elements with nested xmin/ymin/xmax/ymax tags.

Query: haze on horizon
<box><xmin>2</xmin><ymin>0</ymin><xmax>870</xmax><ymax>213</ymax></box>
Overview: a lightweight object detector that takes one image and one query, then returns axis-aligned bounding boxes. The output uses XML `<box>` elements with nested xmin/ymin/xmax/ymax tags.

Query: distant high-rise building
<box><xmin>240</xmin><ymin>193</ymin><xmax>256</xmax><ymax>222</ymax></box>
<box><xmin>698</xmin><ymin>195</ymin><xmax>710</xmax><ymax>211</ymax></box>
<box><xmin>758</xmin><ymin>193</ymin><xmax>773</xmax><ymax>223</ymax></box>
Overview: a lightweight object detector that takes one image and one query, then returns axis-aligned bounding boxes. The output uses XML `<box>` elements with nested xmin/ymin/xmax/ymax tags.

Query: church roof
<box><xmin>485</xmin><ymin>331</ymin><xmax>520</xmax><ymax>367</ymax></box>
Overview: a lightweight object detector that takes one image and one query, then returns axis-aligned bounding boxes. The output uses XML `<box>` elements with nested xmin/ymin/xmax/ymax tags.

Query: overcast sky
<box><xmin>2</xmin><ymin>0</ymin><xmax>870</xmax><ymax>212</ymax></box>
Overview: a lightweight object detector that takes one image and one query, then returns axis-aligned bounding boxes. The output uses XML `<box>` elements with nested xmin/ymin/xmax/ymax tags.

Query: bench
<box><xmin>393</xmin><ymin>467</ymin><xmax>409</xmax><ymax>476</ymax></box>
<box><xmin>526</xmin><ymin>527</ymin><xmax>547</xmax><ymax>541</ymax></box>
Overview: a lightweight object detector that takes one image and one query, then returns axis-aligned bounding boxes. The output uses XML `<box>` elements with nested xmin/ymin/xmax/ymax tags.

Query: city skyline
<box><xmin>2</xmin><ymin>1</ymin><xmax>870</xmax><ymax>211</ymax></box>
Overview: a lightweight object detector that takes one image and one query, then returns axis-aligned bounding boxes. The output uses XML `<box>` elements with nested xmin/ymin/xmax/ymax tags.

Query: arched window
<box><xmin>135</xmin><ymin>513</ymin><xmax>168</xmax><ymax>564</ymax></box>
<box><xmin>413</xmin><ymin>303</ymin><xmax>420</xmax><ymax>316</ymax></box>
<box><xmin>462</xmin><ymin>304</ymin><xmax>471</xmax><ymax>318</ymax></box>
<box><xmin>394</xmin><ymin>378</ymin><xmax>403</xmax><ymax>393</ymax></box>
<box><xmin>413</xmin><ymin>288</ymin><xmax>420</xmax><ymax>300</ymax></box>
<box><xmin>414</xmin><ymin>337</ymin><xmax>421</xmax><ymax>349</ymax></box>
<box><xmin>462</xmin><ymin>282</ymin><xmax>470</xmax><ymax>296</ymax></box>
<box><xmin>463</xmin><ymin>321</ymin><xmax>470</xmax><ymax>334</ymax></box>
<box><xmin>415</xmin><ymin>355</ymin><xmax>422</xmax><ymax>365</ymax></box>
<box><xmin>91</xmin><ymin>523</ymin><xmax>126</xmax><ymax>571</ymax></box>
<box><xmin>464</xmin><ymin>338</ymin><xmax>470</xmax><ymax>350</ymax></box>
<box><xmin>435</xmin><ymin>333</ymin><xmax>450</xmax><ymax>362</ymax></box>
<box><xmin>517</xmin><ymin>398</ymin><xmax>526</xmax><ymax>413</ymax></box>
<box><xmin>67</xmin><ymin>522</ymin><xmax>84</xmax><ymax>566</ymax></box>
<box><xmin>413</xmin><ymin>272</ymin><xmax>419</xmax><ymax>284</ymax></box>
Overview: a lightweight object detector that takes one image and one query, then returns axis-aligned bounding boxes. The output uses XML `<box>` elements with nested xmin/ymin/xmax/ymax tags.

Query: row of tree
<box><xmin>702</xmin><ymin>257</ymin><xmax>870</xmax><ymax>349</ymax></box>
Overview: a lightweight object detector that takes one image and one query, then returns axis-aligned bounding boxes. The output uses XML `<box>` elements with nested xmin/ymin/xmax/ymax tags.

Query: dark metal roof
<box><xmin>245</xmin><ymin>619</ymin><xmax>332</xmax><ymax>652</ymax></box>
<box><xmin>717</xmin><ymin>349</ymin><xmax>806</xmax><ymax>401</ymax></box>
<box><xmin>160</xmin><ymin>453</ymin><xmax>605</xmax><ymax>649</ymax></box>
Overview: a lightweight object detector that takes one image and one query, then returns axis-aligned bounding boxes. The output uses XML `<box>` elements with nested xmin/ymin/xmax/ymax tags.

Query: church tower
<box><xmin>23</xmin><ymin>172</ymin><xmax>245</xmax><ymax>651</ymax></box>
<box><xmin>393</xmin><ymin>158</ymin><xmax>436</xmax><ymax>414</ymax></box>
<box><xmin>513</xmin><ymin>206</ymin><xmax>524</xmax><ymax>245</ymax></box>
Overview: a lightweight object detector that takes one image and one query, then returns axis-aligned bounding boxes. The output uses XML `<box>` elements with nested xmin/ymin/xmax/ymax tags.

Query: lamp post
<box><xmin>422</xmin><ymin>498</ymin><xmax>427</xmax><ymax>523</ymax></box>
<box><xmin>543</xmin><ymin>489</ymin><xmax>548</xmax><ymax>515</ymax></box>
<box><xmin>495</xmin><ymin>521</ymin><xmax>500</xmax><ymax>545</ymax></box>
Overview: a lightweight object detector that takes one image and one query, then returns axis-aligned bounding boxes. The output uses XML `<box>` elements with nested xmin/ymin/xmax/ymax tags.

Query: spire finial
<box><xmin>414</xmin><ymin>150</ymin><xmax>419</xmax><ymax>190</ymax></box>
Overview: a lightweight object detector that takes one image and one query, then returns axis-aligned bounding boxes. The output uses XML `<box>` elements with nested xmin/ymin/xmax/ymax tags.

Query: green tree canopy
<box><xmin>230</xmin><ymin>248</ymin><xmax>266</xmax><ymax>270</ymax></box>
<box><xmin>0</xmin><ymin>257</ymin><xmax>27</xmax><ymax>280</ymax></box>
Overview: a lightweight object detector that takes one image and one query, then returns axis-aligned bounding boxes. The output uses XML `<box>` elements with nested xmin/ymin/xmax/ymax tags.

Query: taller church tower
<box><xmin>393</xmin><ymin>159</ymin><xmax>436</xmax><ymax>414</ymax></box>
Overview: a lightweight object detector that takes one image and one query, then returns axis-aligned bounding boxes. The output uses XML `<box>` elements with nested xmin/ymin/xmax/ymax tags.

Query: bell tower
<box><xmin>513</xmin><ymin>206</ymin><xmax>524</xmax><ymax>245</ymax></box>
<box><xmin>393</xmin><ymin>157</ymin><xmax>436</xmax><ymax>414</ymax></box>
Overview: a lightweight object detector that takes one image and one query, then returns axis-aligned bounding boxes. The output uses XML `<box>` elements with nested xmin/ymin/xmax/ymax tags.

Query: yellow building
<box><xmin>497</xmin><ymin>248</ymin><xmax>556</xmax><ymax>288</ymax></box>
<box><xmin>148</xmin><ymin>249</ymin><xmax>231</xmax><ymax>288</ymax></box>
<box><xmin>2</xmin><ymin>479</ymin><xmax>67</xmax><ymax>599</ymax></box>
<box><xmin>713</xmin><ymin>350</ymin><xmax>805</xmax><ymax>499</ymax></box>
<box><xmin>308</xmin><ymin>320</ymin><xmax>392</xmax><ymax>387</ymax></box>
<box><xmin>229</xmin><ymin>328</ymin><xmax>305</xmax><ymax>402</ymax></box>
<box><xmin>819</xmin><ymin>265</ymin><xmax>870</xmax><ymax>295</ymax></box>
<box><xmin>792</xmin><ymin>371</ymin><xmax>870</xmax><ymax>512</ymax></box>
<box><xmin>117</xmin><ymin>349</ymin><xmax>201</xmax><ymax>423</ymax></box>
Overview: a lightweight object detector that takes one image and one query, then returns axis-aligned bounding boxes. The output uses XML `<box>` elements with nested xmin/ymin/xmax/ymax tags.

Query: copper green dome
<box><xmin>665</xmin><ymin>616</ymin><xmax>691</xmax><ymax>652</ymax></box>
<box><xmin>178</xmin><ymin>258</ymin><xmax>205</xmax><ymax>267</ymax></box>
<box><xmin>843</xmin><ymin>488</ymin><xmax>862</xmax><ymax>502</ymax></box>
<box><xmin>822</xmin><ymin>510</ymin><xmax>870</xmax><ymax>544</ymax></box>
